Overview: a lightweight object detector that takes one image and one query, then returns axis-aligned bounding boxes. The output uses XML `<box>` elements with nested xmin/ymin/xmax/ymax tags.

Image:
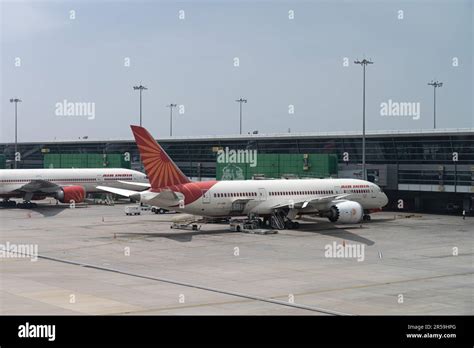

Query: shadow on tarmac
<box><xmin>115</xmin><ymin>228</ymin><xmax>237</xmax><ymax>242</ymax></box>
<box><xmin>297</xmin><ymin>218</ymin><xmax>376</xmax><ymax>245</ymax></box>
<box><xmin>0</xmin><ymin>204</ymin><xmax>88</xmax><ymax>217</ymax></box>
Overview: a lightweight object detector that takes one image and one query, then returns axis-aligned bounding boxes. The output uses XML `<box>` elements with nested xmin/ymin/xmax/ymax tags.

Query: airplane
<box><xmin>97</xmin><ymin>125</ymin><xmax>389</xmax><ymax>230</ymax></box>
<box><xmin>0</xmin><ymin>168</ymin><xmax>148</xmax><ymax>208</ymax></box>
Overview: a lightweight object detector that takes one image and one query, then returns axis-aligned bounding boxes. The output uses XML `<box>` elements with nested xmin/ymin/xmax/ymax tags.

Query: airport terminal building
<box><xmin>1</xmin><ymin>128</ymin><xmax>473</xmax><ymax>214</ymax></box>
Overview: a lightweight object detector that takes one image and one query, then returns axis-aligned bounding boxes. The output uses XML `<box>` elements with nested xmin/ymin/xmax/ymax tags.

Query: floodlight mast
<box><xmin>354</xmin><ymin>59</ymin><xmax>373</xmax><ymax>181</ymax></box>
<box><xmin>427</xmin><ymin>80</ymin><xmax>443</xmax><ymax>129</ymax></box>
<box><xmin>9</xmin><ymin>98</ymin><xmax>22</xmax><ymax>169</ymax></box>
<box><xmin>235</xmin><ymin>98</ymin><xmax>247</xmax><ymax>135</ymax></box>
<box><xmin>133</xmin><ymin>84</ymin><xmax>148</xmax><ymax>126</ymax></box>
<box><xmin>167</xmin><ymin>104</ymin><xmax>178</xmax><ymax>136</ymax></box>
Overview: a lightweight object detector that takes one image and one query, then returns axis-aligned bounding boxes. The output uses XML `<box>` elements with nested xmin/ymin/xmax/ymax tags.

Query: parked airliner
<box><xmin>0</xmin><ymin>168</ymin><xmax>148</xmax><ymax>208</ymax></box>
<box><xmin>98</xmin><ymin>126</ymin><xmax>388</xmax><ymax>229</ymax></box>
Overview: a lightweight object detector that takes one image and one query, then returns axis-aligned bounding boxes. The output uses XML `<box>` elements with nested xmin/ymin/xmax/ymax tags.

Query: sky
<box><xmin>0</xmin><ymin>0</ymin><xmax>472</xmax><ymax>142</ymax></box>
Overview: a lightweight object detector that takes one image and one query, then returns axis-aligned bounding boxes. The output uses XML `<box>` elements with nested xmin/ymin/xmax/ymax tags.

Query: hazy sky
<box><xmin>1</xmin><ymin>0</ymin><xmax>472</xmax><ymax>142</ymax></box>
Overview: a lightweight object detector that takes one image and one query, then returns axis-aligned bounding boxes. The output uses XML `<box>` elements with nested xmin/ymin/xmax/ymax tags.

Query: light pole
<box><xmin>235</xmin><ymin>98</ymin><xmax>247</xmax><ymax>135</ymax></box>
<box><xmin>167</xmin><ymin>104</ymin><xmax>177</xmax><ymax>136</ymax></box>
<box><xmin>9</xmin><ymin>98</ymin><xmax>22</xmax><ymax>169</ymax></box>
<box><xmin>427</xmin><ymin>80</ymin><xmax>443</xmax><ymax>129</ymax></box>
<box><xmin>133</xmin><ymin>84</ymin><xmax>148</xmax><ymax>126</ymax></box>
<box><xmin>354</xmin><ymin>59</ymin><xmax>373</xmax><ymax>181</ymax></box>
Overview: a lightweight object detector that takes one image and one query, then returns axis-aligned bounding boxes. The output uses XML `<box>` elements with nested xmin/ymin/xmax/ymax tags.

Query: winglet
<box><xmin>130</xmin><ymin>125</ymin><xmax>191</xmax><ymax>189</ymax></box>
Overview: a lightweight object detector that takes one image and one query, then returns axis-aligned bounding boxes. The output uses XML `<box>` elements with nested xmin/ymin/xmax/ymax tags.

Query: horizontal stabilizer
<box><xmin>97</xmin><ymin>186</ymin><xmax>141</xmax><ymax>201</ymax></box>
<box><xmin>156</xmin><ymin>189</ymin><xmax>180</xmax><ymax>201</ymax></box>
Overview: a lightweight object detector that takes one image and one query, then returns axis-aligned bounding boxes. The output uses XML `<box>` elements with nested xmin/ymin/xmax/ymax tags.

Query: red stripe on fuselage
<box><xmin>151</xmin><ymin>180</ymin><xmax>218</xmax><ymax>205</ymax></box>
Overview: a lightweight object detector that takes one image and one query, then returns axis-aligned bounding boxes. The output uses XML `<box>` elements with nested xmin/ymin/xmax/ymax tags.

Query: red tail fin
<box><xmin>130</xmin><ymin>125</ymin><xmax>191</xmax><ymax>189</ymax></box>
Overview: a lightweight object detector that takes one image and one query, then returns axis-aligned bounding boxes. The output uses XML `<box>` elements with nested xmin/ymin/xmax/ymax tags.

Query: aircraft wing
<box><xmin>16</xmin><ymin>180</ymin><xmax>61</xmax><ymax>194</ymax></box>
<box><xmin>96</xmin><ymin>186</ymin><xmax>179</xmax><ymax>204</ymax></box>
<box><xmin>271</xmin><ymin>194</ymin><xmax>350</xmax><ymax>209</ymax></box>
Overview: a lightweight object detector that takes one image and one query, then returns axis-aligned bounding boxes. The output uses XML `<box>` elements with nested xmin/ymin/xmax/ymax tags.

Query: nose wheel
<box><xmin>363</xmin><ymin>214</ymin><xmax>371</xmax><ymax>222</ymax></box>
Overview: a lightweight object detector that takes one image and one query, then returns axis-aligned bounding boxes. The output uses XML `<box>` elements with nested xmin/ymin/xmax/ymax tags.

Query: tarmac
<box><xmin>0</xmin><ymin>200</ymin><xmax>472</xmax><ymax>315</ymax></box>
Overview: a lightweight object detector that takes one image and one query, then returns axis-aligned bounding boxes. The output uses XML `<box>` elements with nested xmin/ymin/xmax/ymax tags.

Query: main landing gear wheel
<box><xmin>363</xmin><ymin>214</ymin><xmax>371</xmax><ymax>222</ymax></box>
<box><xmin>284</xmin><ymin>220</ymin><xmax>300</xmax><ymax>229</ymax></box>
<box><xmin>17</xmin><ymin>202</ymin><xmax>37</xmax><ymax>209</ymax></box>
<box><xmin>1</xmin><ymin>200</ymin><xmax>17</xmax><ymax>208</ymax></box>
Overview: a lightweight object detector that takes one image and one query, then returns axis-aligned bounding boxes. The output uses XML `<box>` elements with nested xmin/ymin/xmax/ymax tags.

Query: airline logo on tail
<box><xmin>130</xmin><ymin>125</ymin><xmax>191</xmax><ymax>189</ymax></box>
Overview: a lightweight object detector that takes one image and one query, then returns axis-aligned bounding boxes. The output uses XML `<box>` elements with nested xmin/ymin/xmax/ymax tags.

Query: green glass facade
<box><xmin>43</xmin><ymin>153</ymin><xmax>130</xmax><ymax>169</ymax></box>
<box><xmin>216</xmin><ymin>153</ymin><xmax>338</xmax><ymax>180</ymax></box>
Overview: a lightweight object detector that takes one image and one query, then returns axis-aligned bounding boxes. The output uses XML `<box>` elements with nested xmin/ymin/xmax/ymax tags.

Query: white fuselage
<box><xmin>0</xmin><ymin>168</ymin><xmax>148</xmax><ymax>197</ymax></box>
<box><xmin>142</xmin><ymin>178</ymin><xmax>388</xmax><ymax>217</ymax></box>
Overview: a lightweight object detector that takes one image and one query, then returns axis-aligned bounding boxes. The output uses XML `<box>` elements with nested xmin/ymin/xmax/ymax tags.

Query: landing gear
<box><xmin>260</xmin><ymin>217</ymin><xmax>269</xmax><ymax>228</ymax></box>
<box><xmin>0</xmin><ymin>199</ymin><xmax>17</xmax><ymax>208</ymax></box>
<box><xmin>363</xmin><ymin>214</ymin><xmax>371</xmax><ymax>222</ymax></box>
<box><xmin>17</xmin><ymin>202</ymin><xmax>37</xmax><ymax>209</ymax></box>
<box><xmin>284</xmin><ymin>220</ymin><xmax>300</xmax><ymax>229</ymax></box>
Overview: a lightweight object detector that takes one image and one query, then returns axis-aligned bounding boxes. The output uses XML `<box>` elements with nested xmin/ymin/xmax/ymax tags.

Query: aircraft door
<box><xmin>258</xmin><ymin>188</ymin><xmax>267</xmax><ymax>201</ymax></box>
<box><xmin>202</xmin><ymin>189</ymin><xmax>211</xmax><ymax>204</ymax></box>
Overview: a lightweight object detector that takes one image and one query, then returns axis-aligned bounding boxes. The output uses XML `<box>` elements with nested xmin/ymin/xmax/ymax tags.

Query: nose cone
<box><xmin>381</xmin><ymin>192</ymin><xmax>389</xmax><ymax>207</ymax></box>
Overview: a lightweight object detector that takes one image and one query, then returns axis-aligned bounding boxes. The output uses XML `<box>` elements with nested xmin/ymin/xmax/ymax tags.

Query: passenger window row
<box><xmin>270</xmin><ymin>190</ymin><xmax>334</xmax><ymax>196</ymax></box>
<box><xmin>343</xmin><ymin>189</ymin><xmax>371</xmax><ymax>193</ymax></box>
<box><xmin>214</xmin><ymin>192</ymin><xmax>257</xmax><ymax>198</ymax></box>
<box><xmin>211</xmin><ymin>190</ymin><xmax>336</xmax><ymax>198</ymax></box>
<box><xmin>0</xmin><ymin>178</ymin><xmax>96</xmax><ymax>182</ymax></box>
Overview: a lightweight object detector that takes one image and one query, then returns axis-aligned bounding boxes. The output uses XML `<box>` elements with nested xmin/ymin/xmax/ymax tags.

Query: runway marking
<box><xmin>30</xmin><ymin>253</ymin><xmax>351</xmax><ymax>316</ymax></box>
<box><xmin>16</xmin><ymin>289</ymin><xmax>141</xmax><ymax>315</ymax></box>
<box><xmin>291</xmin><ymin>271</ymin><xmax>474</xmax><ymax>296</ymax></box>
<box><xmin>117</xmin><ymin>298</ymin><xmax>258</xmax><ymax>314</ymax></box>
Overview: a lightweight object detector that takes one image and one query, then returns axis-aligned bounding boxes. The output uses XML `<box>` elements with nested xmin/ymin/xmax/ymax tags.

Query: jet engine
<box><xmin>55</xmin><ymin>186</ymin><xmax>86</xmax><ymax>203</ymax></box>
<box><xmin>327</xmin><ymin>201</ymin><xmax>363</xmax><ymax>224</ymax></box>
